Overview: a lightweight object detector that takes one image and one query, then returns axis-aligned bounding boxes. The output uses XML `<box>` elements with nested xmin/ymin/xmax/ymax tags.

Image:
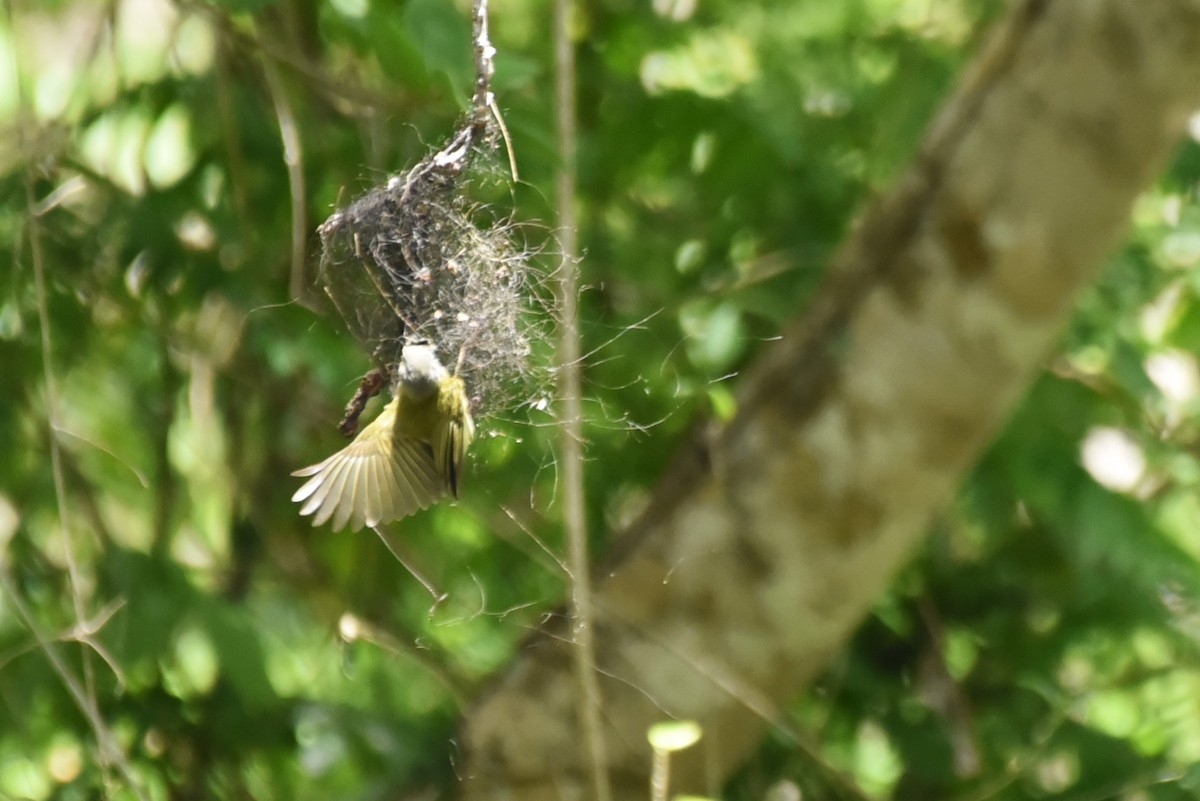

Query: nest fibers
<box><xmin>316</xmin><ymin>144</ymin><xmax>539</xmax><ymax>417</ymax></box>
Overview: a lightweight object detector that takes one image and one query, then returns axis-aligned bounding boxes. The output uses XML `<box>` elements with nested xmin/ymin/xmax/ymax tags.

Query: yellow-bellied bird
<box><xmin>292</xmin><ymin>342</ymin><xmax>475</xmax><ymax>531</ymax></box>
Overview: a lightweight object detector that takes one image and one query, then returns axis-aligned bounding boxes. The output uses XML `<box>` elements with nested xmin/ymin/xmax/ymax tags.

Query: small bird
<box><xmin>292</xmin><ymin>342</ymin><xmax>475</xmax><ymax>531</ymax></box>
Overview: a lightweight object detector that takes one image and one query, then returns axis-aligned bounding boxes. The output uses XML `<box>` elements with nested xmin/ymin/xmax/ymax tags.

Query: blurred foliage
<box><xmin>3</xmin><ymin>0</ymin><xmax>1200</xmax><ymax>799</ymax></box>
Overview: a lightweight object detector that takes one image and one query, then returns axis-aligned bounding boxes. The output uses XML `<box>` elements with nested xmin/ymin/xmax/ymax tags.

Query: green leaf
<box><xmin>404</xmin><ymin>0</ymin><xmax>472</xmax><ymax>96</ymax></box>
<box><xmin>196</xmin><ymin>596</ymin><xmax>278</xmax><ymax>709</ymax></box>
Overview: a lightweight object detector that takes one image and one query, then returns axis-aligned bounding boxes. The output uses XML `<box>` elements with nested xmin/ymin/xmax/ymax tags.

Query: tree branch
<box><xmin>458</xmin><ymin>1</ymin><xmax>1200</xmax><ymax>797</ymax></box>
<box><xmin>553</xmin><ymin>0</ymin><xmax>612</xmax><ymax>797</ymax></box>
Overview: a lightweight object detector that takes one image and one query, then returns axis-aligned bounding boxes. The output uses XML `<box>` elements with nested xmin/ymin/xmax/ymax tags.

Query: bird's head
<box><xmin>398</xmin><ymin>340</ymin><xmax>450</xmax><ymax>398</ymax></box>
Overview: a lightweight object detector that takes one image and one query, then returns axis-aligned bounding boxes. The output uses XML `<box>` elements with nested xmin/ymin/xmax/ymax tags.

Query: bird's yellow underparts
<box><xmin>292</xmin><ymin>343</ymin><xmax>475</xmax><ymax>531</ymax></box>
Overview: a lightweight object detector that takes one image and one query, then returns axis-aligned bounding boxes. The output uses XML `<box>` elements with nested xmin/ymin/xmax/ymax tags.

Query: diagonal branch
<box><xmin>458</xmin><ymin>1</ymin><xmax>1200</xmax><ymax>798</ymax></box>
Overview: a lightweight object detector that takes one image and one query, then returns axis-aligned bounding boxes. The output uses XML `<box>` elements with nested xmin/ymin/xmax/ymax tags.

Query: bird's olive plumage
<box><xmin>292</xmin><ymin>344</ymin><xmax>475</xmax><ymax>531</ymax></box>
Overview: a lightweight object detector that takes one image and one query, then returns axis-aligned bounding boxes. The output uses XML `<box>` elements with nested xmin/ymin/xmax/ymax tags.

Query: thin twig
<box><xmin>498</xmin><ymin>502</ymin><xmax>570</xmax><ymax>577</ymax></box>
<box><xmin>489</xmin><ymin>96</ymin><xmax>520</xmax><ymax>182</ymax></box>
<box><xmin>262</xmin><ymin>52</ymin><xmax>310</xmax><ymax>305</ymax></box>
<box><xmin>553</xmin><ymin>0</ymin><xmax>612</xmax><ymax>797</ymax></box>
<box><xmin>28</xmin><ymin>190</ymin><xmax>84</xmax><ymax>612</ymax></box>
<box><xmin>337</xmin><ymin>612</ymin><xmax>471</xmax><ymax>707</ymax></box>
<box><xmin>471</xmin><ymin>0</ymin><xmax>495</xmax><ymax>117</ymax></box>
<box><xmin>8</xmin><ymin>1</ymin><xmax>145</xmax><ymax>788</ymax></box>
<box><xmin>371</xmin><ymin>525</ymin><xmax>448</xmax><ymax>612</ymax></box>
<box><xmin>417</xmin><ymin>0</ymin><xmax>496</xmax><ymax>181</ymax></box>
<box><xmin>0</xmin><ymin>571</ymin><xmax>147</xmax><ymax>800</ymax></box>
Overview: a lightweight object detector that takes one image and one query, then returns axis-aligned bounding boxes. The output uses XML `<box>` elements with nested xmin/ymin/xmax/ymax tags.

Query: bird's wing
<box><xmin>292</xmin><ymin>435</ymin><xmax>445</xmax><ymax>532</ymax></box>
<box><xmin>434</xmin><ymin>381</ymin><xmax>476</xmax><ymax>498</ymax></box>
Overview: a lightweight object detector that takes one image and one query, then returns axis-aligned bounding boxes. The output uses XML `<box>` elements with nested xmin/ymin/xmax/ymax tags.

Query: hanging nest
<box><xmin>315</xmin><ymin>126</ymin><xmax>540</xmax><ymax>420</ymax></box>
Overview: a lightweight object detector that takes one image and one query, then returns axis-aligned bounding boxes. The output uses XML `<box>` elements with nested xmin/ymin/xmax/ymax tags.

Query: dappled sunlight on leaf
<box><xmin>640</xmin><ymin>30</ymin><xmax>758</xmax><ymax>98</ymax></box>
<box><xmin>1080</xmin><ymin>427</ymin><xmax>1146</xmax><ymax>495</ymax></box>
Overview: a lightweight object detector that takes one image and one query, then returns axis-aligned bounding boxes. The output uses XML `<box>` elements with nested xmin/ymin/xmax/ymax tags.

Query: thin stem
<box><xmin>8</xmin><ymin>1</ymin><xmax>144</xmax><ymax>790</ymax></box>
<box><xmin>371</xmin><ymin>525</ymin><xmax>448</xmax><ymax>610</ymax></box>
<box><xmin>25</xmin><ymin>91</ymin><xmax>83</xmax><ymax>641</ymax></box>
<box><xmin>471</xmin><ymin>0</ymin><xmax>495</xmax><ymax>118</ymax></box>
<box><xmin>0</xmin><ymin>571</ymin><xmax>147</xmax><ymax>801</ymax></box>
<box><xmin>261</xmin><ymin>50</ymin><xmax>309</xmax><ymax>304</ymax></box>
<box><xmin>553</xmin><ymin>0</ymin><xmax>612</xmax><ymax>799</ymax></box>
<box><xmin>337</xmin><ymin>612</ymin><xmax>471</xmax><ymax>708</ymax></box>
<box><xmin>650</xmin><ymin>749</ymin><xmax>669</xmax><ymax>801</ymax></box>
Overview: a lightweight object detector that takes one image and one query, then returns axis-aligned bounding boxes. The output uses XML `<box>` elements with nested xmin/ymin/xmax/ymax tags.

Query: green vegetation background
<box><xmin>4</xmin><ymin>0</ymin><xmax>1200</xmax><ymax>799</ymax></box>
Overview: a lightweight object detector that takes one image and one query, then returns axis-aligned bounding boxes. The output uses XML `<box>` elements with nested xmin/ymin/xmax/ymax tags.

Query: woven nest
<box><xmin>316</xmin><ymin>144</ymin><xmax>539</xmax><ymax>417</ymax></box>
